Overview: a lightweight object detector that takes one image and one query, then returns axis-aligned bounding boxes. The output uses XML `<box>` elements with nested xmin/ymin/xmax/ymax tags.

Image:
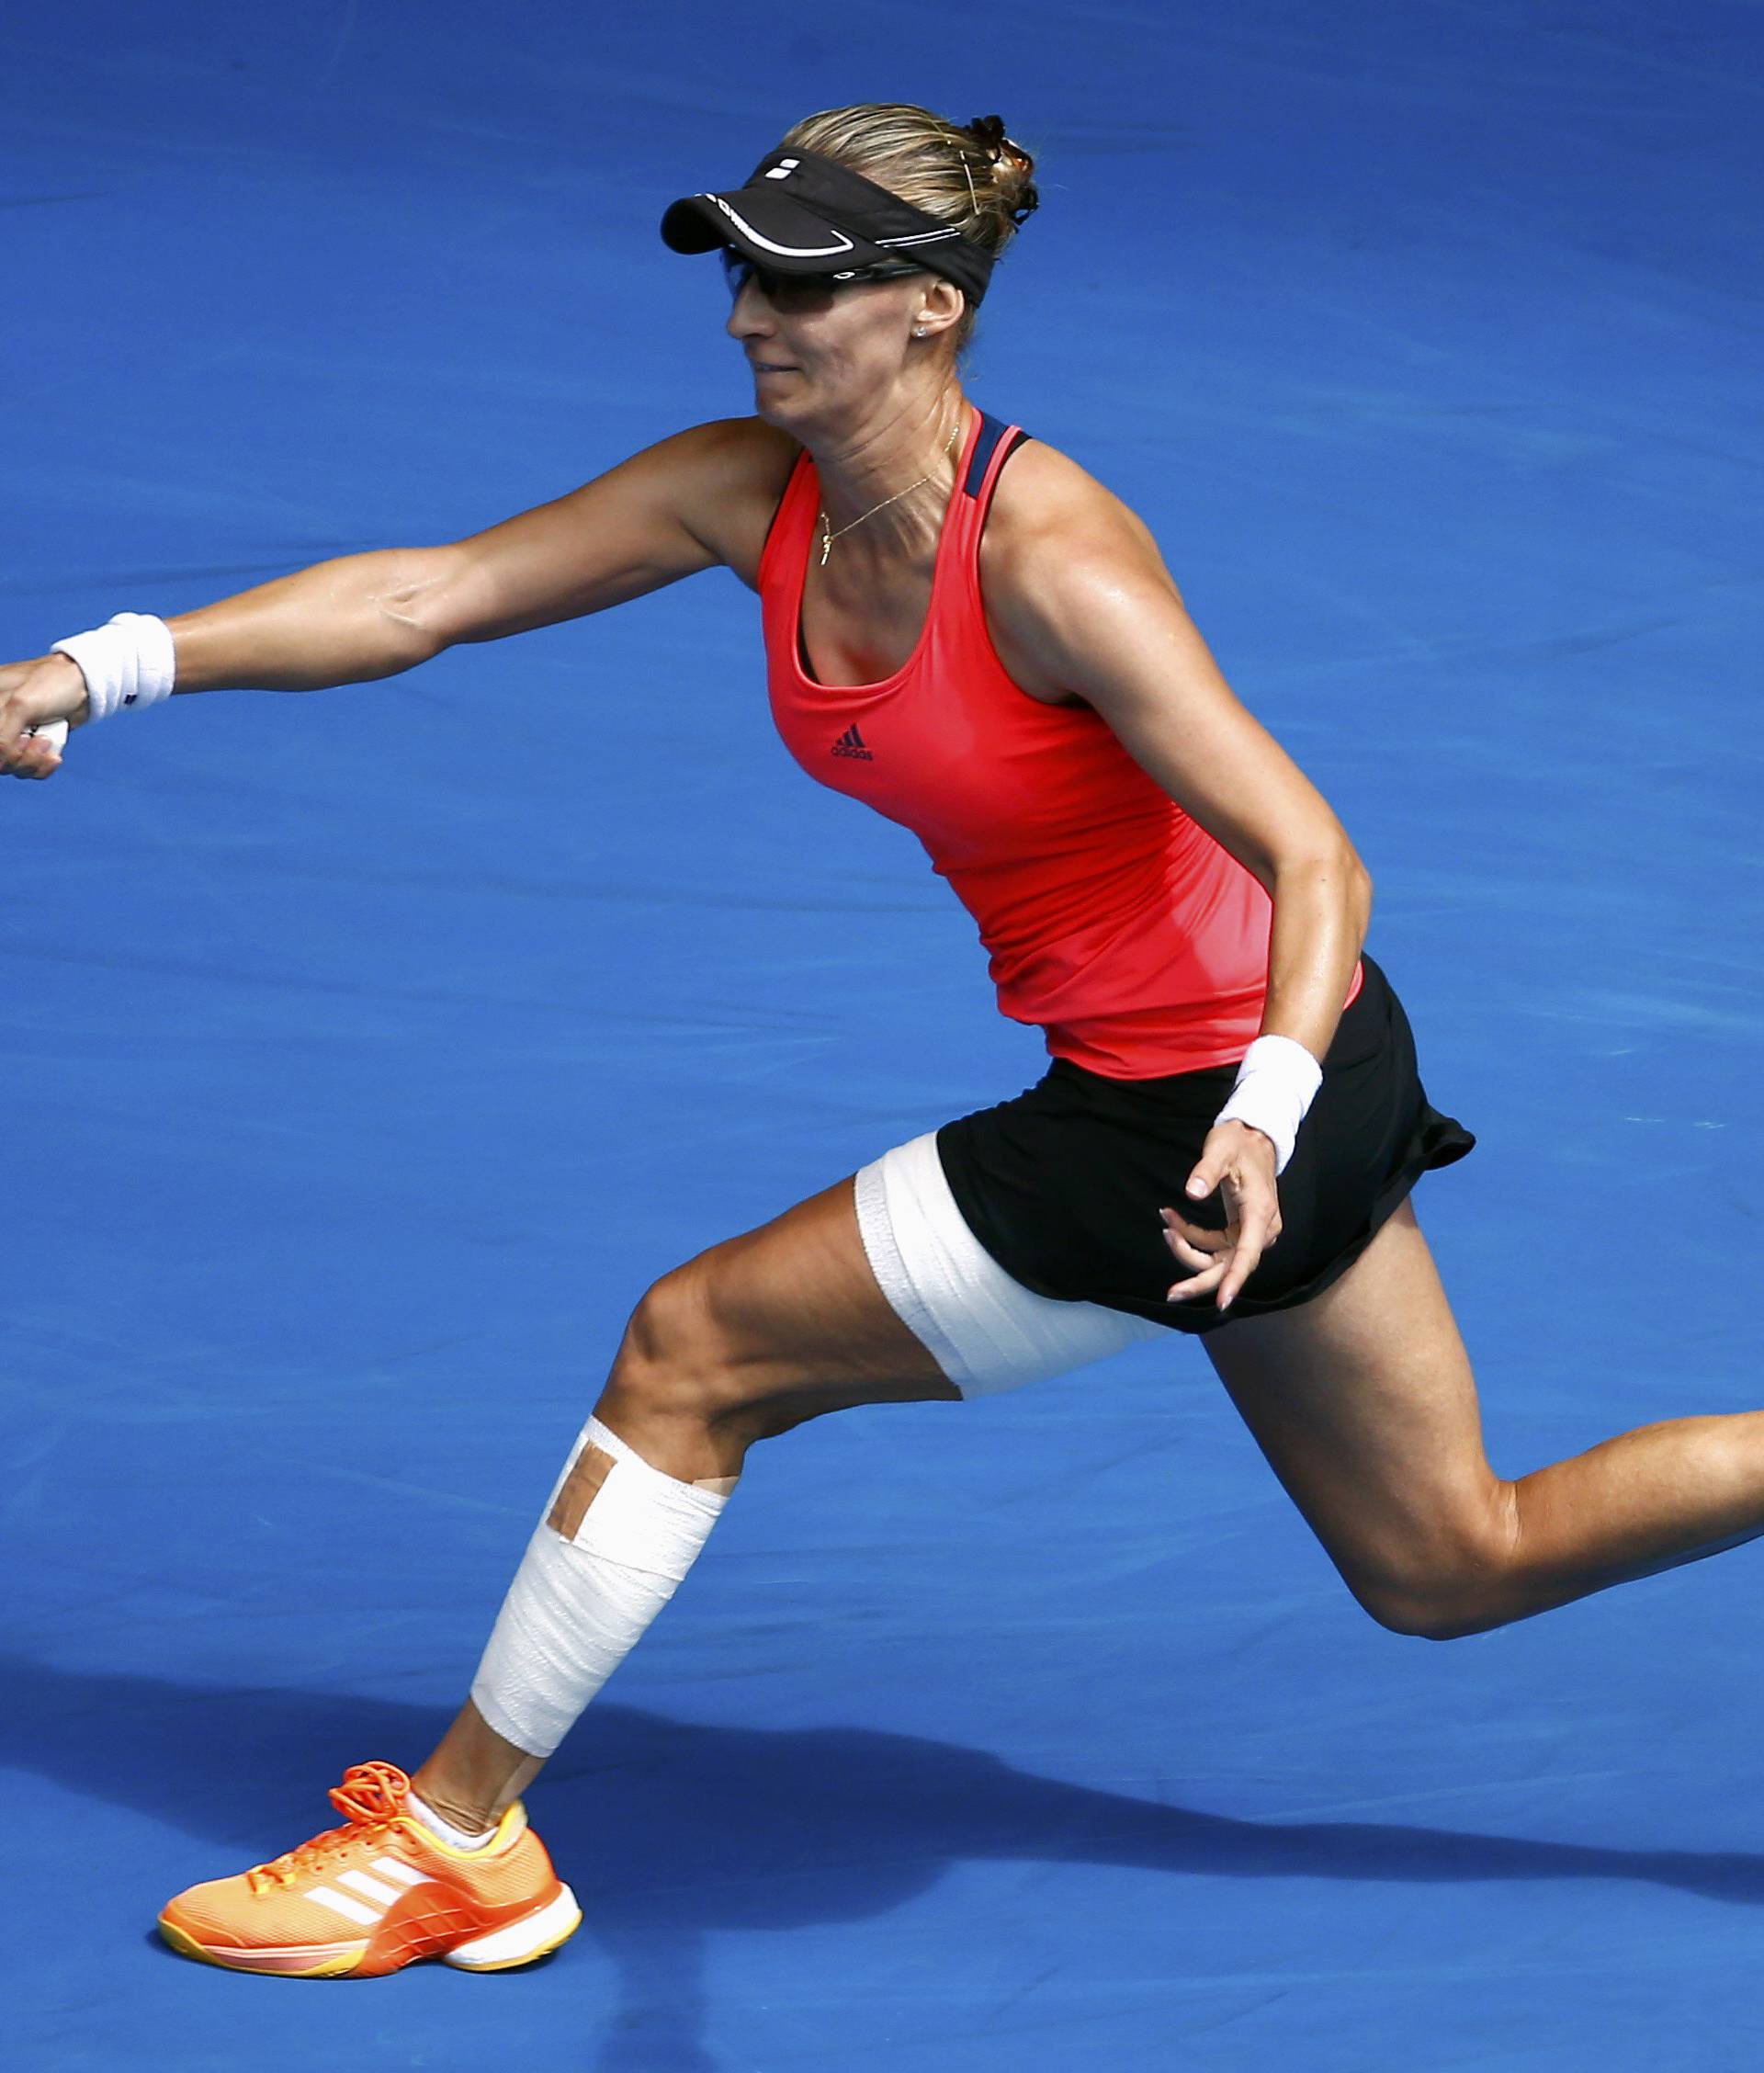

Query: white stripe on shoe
<box><xmin>304</xmin><ymin>1886</ymin><xmax>383</xmax><ymax>1927</ymax></box>
<box><xmin>370</xmin><ymin>1857</ymin><xmax>426</xmax><ymax>1887</ymax></box>
<box><xmin>336</xmin><ymin>1868</ymin><xmax>404</xmax><ymax>1906</ymax></box>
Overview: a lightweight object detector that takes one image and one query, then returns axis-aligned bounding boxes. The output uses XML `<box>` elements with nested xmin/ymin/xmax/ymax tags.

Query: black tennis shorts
<box><xmin>934</xmin><ymin>951</ymin><xmax>1476</xmax><ymax>1336</ymax></box>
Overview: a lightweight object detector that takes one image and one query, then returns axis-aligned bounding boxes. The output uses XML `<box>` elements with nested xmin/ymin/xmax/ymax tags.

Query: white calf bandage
<box><xmin>469</xmin><ymin>1414</ymin><xmax>732</xmax><ymax>1760</ymax></box>
<box><xmin>854</xmin><ymin>1131</ymin><xmax>1166</xmax><ymax>1399</ymax></box>
<box><xmin>50</xmin><ymin>612</ymin><xmax>176</xmax><ymax>723</ymax></box>
<box><xmin>1212</xmin><ymin>1034</ymin><xmax>1323</xmax><ymax>1176</ymax></box>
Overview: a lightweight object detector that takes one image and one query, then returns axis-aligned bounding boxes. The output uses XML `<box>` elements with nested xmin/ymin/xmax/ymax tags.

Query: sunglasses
<box><xmin>719</xmin><ymin>247</ymin><xmax>929</xmax><ymax>304</ymax></box>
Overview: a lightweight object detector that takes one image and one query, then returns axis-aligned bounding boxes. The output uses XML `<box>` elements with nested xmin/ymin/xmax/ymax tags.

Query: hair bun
<box><xmin>962</xmin><ymin>113</ymin><xmax>1039</xmax><ymax>226</ymax></box>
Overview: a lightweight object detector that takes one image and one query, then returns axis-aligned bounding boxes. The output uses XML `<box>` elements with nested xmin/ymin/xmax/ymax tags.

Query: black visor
<box><xmin>661</xmin><ymin>145</ymin><xmax>995</xmax><ymax>306</ymax></box>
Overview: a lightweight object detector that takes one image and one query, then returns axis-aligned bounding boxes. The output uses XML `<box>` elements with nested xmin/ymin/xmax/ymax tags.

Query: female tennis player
<box><xmin>6</xmin><ymin>102</ymin><xmax>1759</xmax><ymax>1981</ymax></box>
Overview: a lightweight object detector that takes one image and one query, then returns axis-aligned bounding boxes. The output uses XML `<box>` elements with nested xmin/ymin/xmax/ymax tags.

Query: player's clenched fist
<box><xmin>0</xmin><ymin>655</ymin><xmax>89</xmax><ymax>779</ymax></box>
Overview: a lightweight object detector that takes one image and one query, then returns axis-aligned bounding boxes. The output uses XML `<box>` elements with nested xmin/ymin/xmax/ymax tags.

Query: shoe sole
<box><xmin>157</xmin><ymin>1883</ymin><xmax>582</xmax><ymax>1978</ymax></box>
<box><xmin>443</xmin><ymin>1885</ymin><xmax>583</xmax><ymax>1970</ymax></box>
<box><xmin>157</xmin><ymin>1918</ymin><xmax>367</xmax><ymax>1977</ymax></box>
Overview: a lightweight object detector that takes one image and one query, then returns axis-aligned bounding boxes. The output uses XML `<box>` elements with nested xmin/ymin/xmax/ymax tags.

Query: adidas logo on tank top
<box><xmin>831</xmin><ymin>723</ymin><xmax>874</xmax><ymax>762</ymax></box>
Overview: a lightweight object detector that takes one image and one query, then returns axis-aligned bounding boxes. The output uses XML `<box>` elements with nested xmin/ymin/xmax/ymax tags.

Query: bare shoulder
<box><xmin>978</xmin><ymin>434</ymin><xmax>1178</xmax><ymax>703</ymax></box>
<box><xmin>678</xmin><ymin>414</ymin><xmax>803</xmax><ymax>593</ymax></box>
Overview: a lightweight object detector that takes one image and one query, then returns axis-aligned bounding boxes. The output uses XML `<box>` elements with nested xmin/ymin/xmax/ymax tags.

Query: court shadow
<box><xmin>6</xmin><ymin>1652</ymin><xmax>1761</xmax><ymax>2071</ymax></box>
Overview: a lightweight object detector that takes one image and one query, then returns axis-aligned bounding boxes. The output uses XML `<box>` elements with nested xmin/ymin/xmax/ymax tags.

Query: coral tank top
<box><xmin>757</xmin><ymin>405</ymin><xmax>1363</xmax><ymax>1077</ymax></box>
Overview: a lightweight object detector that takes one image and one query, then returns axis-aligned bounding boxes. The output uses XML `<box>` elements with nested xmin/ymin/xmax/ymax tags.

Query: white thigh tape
<box><xmin>469</xmin><ymin>1415</ymin><xmax>729</xmax><ymax>1760</ymax></box>
<box><xmin>853</xmin><ymin>1131</ymin><xmax>1165</xmax><ymax>1398</ymax></box>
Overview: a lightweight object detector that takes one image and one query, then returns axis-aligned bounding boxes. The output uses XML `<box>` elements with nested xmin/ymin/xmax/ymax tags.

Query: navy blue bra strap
<box><xmin>962</xmin><ymin>411</ymin><xmax>1012</xmax><ymax>497</ymax></box>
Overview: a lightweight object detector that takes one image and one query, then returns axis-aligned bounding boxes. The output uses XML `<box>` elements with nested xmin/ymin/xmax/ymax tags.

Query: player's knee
<box><xmin>1347</xmin><ymin>1495</ymin><xmax>1522</xmax><ymax>1641</ymax></box>
<box><xmin>1360</xmin><ymin>1575</ymin><xmax>1500</xmax><ymax>1641</ymax></box>
<box><xmin>605</xmin><ymin>1264</ymin><xmax>763</xmax><ymax>1429</ymax></box>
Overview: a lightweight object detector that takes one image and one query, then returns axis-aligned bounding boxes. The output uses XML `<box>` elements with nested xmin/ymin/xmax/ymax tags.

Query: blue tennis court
<box><xmin>6</xmin><ymin>3</ymin><xmax>1762</xmax><ymax>2066</ymax></box>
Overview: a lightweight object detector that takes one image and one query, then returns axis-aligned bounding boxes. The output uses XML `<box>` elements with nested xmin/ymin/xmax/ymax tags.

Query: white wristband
<box><xmin>50</xmin><ymin>612</ymin><xmax>176</xmax><ymax>724</ymax></box>
<box><xmin>1213</xmin><ymin>1034</ymin><xmax>1324</xmax><ymax>1177</ymax></box>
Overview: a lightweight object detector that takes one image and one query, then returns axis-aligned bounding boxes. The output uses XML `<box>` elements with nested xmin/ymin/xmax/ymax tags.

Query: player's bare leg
<box><xmin>423</xmin><ymin>1170</ymin><xmax>960</xmax><ymax>1831</ymax></box>
<box><xmin>1199</xmin><ymin>1195</ymin><xmax>1764</xmax><ymax>1638</ymax></box>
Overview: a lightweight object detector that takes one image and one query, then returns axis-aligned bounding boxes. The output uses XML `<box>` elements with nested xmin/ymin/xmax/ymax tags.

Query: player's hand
<box><xmin>0</xmin><ymin>655</ymin><xmax>89</xmax><ymax>779</ymax></box>
<box><xmin>1159</xmin><ymin>1120</ymin><xmax>1283</xmax><ymax>1314</ymax></box>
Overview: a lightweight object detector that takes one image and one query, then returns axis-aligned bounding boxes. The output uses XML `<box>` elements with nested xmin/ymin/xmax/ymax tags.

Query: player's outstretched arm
<box><xmin>0</xmin><ymin>418</ymin><xmax>749</xmax><ymax>781</ymax></box>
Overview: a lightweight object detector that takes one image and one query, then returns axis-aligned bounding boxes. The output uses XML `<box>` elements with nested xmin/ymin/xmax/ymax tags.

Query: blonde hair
<box><xmin>777</xmin><ymin>102</ymin><xmax>1040</xmax><ymax>360</ymax></box>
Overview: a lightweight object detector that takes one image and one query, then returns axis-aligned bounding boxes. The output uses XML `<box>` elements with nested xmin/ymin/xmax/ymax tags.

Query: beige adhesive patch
<box><xmin>693</xmin><ymin>1476</ymin><xmax>740</xmax><ymax>1497</ymax></box>
<box><xmin>546</xmin><ymin>1444</ymin><xmax>617</xmax><ymax>1541</ymax></box>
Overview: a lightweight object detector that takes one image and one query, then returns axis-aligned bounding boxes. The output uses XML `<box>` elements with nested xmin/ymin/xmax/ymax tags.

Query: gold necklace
<box><xmin>818</xmin><ymin>407</ymin><xmax>967</xmax><ymax>568</ymax></box>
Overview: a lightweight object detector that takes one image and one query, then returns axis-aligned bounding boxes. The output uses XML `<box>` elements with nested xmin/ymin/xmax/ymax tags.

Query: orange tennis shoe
<box><xmin>157</xmin><ymin>1761</ymin><xmax>582</xmax><ymax>1977</ymax></box>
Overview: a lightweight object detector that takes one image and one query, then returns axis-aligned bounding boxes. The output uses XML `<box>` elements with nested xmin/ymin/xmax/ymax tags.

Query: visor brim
<box><xmin>660</xmin><ymin>188</ymin><xmax>895</xmax><ymax>273</ymax></box>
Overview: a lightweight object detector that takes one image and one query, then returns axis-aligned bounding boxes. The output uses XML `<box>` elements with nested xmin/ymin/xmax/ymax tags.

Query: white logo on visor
<box><xmin>706</xmin><ymin>193</ymin><xmax>855</xmax><ymax>260</ymax></box>
<box><xmin>764</xmin><ymin>159</ymin><xmax>799</xmax><ymax>180</ymax></box>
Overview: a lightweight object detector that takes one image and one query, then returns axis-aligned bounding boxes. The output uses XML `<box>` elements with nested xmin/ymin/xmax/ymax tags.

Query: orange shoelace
<box><xmin>245</xmin><ymin>1761</ymin><xmax>413</xmax><ymax>1894</ymax></box>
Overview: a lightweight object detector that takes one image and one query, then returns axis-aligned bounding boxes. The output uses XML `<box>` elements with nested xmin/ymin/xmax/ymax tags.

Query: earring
<box><xmin>914</xmin><ymin>325</ymin><xmax>927</xmax><ymax>337</ymax></box>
